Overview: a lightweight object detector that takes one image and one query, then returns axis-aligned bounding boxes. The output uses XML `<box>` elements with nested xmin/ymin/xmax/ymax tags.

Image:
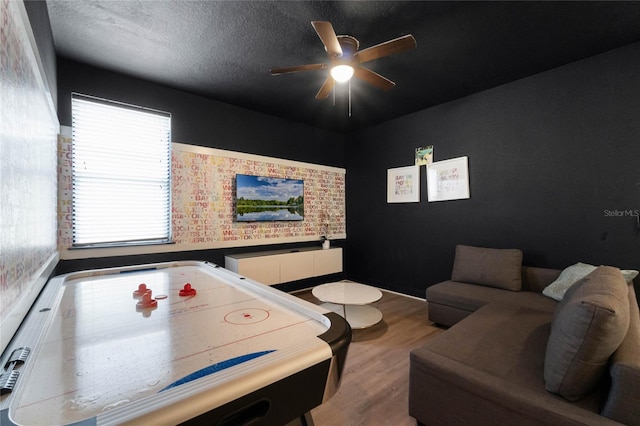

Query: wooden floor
<box><xmin>294</xmin><ymin>288</ymin><xmax>443</xmax><ymax>426</ymax></box>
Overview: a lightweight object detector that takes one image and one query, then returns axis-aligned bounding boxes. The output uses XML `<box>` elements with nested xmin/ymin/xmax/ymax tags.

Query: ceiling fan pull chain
<box><xmin>348</xmin><ymin>79</ymin><xmax>352</xmax><ymax>118</ymax></box>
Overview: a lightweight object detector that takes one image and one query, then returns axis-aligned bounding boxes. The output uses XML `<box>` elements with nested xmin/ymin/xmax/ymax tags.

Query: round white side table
<box><xmin>312</xmin><ymin>281</ymin><xmax>383</xmax><ymax>329</ymax></box>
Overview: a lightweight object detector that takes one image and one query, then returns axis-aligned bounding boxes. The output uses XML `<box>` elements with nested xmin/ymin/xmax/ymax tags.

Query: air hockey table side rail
<box><xmin>0</xmin><ymin>261</ymin><xmax>351</xmax><ymax>425</ymax></box>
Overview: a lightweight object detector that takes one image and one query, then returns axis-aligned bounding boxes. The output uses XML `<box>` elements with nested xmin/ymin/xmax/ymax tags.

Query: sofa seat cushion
<box><xmin>410</xmin><ymin>301</ymin><xmax>606</xmax><ymax>424</ymax></box>
<box><xmin>425</xmin><ymin>301</ymin><xmax>557</xmax><ymax>386</ymax></box>
<box><xmin>544</xmin><ymin>266</ymin><xmax>630</xmax><ymax>401</ymax></box>
<box><xmin>451</xmin><ymin>244</ymin><xmax>523</xmax><ymax>290</ymax></box>
<box><xmin>427</xmin><ymin>280</ymin><xmax>557</xmax><ymax>314</ymax></box>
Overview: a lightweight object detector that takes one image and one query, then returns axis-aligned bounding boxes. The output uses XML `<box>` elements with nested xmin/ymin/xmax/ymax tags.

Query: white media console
<box><xmin>224</xmin><ymin>247</ymin><xmax>343</xmax><ymax>285</ymax></box>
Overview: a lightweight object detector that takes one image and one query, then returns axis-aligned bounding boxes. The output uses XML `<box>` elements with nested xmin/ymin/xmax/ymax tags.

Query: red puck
<box><xmin>136</xmin><ymin>292</ymin><xmax>158</xmax><ymax>309</ymax></box>
<box><xmin>179</xmin><ymin>283</ymin><xmax>197</xmax><ymax>297</ymax></box>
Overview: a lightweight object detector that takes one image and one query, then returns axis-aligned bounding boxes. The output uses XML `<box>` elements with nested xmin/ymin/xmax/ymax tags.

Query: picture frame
<box><xmin>427</xmin><ymin>156</ymin><xmax>470</xmax><ymax>202</ymax></box>
<box><xmin>387</xmin><ymin>165</ymin><xmax>420</xmax><ymax>203</ymax></box>
<box><xmin>415</xmin><ymin>145</ymin><xmax>433</xmax><ymax>166</ymax></box>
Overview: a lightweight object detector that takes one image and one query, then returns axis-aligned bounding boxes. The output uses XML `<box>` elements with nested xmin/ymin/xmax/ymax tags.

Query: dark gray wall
<box><xmin>345</xmin><ymin>42</ymin><xmax>640</xmax><ymax>297</ymax></box>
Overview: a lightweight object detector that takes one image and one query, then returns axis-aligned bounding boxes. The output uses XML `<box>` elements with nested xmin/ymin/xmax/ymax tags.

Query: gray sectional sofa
<box><xmin>409</xmin><ymin>245</ymin><xmax>640</xmax><ymax>425</ymax></box>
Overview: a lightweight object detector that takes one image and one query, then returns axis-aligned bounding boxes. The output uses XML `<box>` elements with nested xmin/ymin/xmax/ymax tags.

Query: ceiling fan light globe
<box><xmin>331</xmin><ymin>65</ymin><xmax>354</xmax><ymax>83</ymax></box>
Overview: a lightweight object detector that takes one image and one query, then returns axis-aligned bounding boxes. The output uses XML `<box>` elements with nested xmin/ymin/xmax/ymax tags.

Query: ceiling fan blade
<box><xmin>353</xmin><ymin>67</ymin><xmax>396</xmax><ymax>91</ymax></box>
<box><xmin>315</xmin><ymin>77</ymin><xmax>335</xmax><ymax>99</ymax></box>
<box><xmin>355</xmin><ymin>34</ymin><xmax>416</xmax><ymax>64</ymax></box>
<box><xmin>311</xmin><ymin>21</ymin><xmax>343</xmax><ymax>57</ymax></box>
<box><xmin>270</xmin><ymin>63</ymin><xmax>327</xmax><ymax>75</ymax></box>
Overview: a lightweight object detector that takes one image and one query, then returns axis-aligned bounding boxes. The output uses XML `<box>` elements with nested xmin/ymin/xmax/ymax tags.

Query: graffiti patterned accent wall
<box><xmin>171</xmin><ymin>143</ymin><xmax>346</xmax><ymax>247</ymax></box>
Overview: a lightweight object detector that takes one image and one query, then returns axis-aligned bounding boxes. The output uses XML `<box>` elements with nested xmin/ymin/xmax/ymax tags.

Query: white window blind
<box><xmin>72</xmin><ymin>94</ymin><xmax>171</xmax><ymax>247</ymax></box>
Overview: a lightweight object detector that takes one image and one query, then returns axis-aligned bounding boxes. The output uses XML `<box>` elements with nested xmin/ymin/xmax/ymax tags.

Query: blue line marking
<box><xmin>159</xmin><ymin>350</ymin><xmax>276</xmax><ymax>392</ymax></box>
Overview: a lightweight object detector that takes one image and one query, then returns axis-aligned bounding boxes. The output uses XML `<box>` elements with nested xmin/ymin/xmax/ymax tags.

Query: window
<box><xmin>71</xmin><ymin>94</ymin><xmax>171</xmax><ymax>247</ymax></box>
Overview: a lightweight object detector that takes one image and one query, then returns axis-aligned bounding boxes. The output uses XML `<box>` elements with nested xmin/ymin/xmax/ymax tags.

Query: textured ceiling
<box><xmin>46</xmin><ymin>1</ymin><xmax>640</xmax><ymax>133</ymax></box>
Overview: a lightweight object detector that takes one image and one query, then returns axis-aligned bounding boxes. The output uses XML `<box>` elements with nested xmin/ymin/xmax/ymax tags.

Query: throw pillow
<box><xmin>543</xmin><ymin>262</ymin><xmax>639</xmax><ymax>301</ymax></box>
<box><xmin>451</xmin><ymin>245</ymin><xmax>523</xmax><ymax>291</ymax></box>
<box><xmin>544</xmin><ymin>266</ymin><xmax>630</xmax><ymax>401</ymax></box>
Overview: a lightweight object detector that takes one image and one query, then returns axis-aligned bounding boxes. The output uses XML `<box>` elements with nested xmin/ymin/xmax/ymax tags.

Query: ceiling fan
<box><xmin>271</xmin><ymin>21</ymin><xmax>416</xmax><ymax>99</ymax></box>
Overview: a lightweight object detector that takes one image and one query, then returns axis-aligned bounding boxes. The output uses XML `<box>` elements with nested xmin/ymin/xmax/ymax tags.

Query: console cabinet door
<box><xmin>314</xmin><ymin>248</ymin><xmax>343</xmax><ymax>276</ymax></box>
<box><xmin>234</xmin><ymin>255</ymin><xmax>281</xmax><ymax>285</ymax></box>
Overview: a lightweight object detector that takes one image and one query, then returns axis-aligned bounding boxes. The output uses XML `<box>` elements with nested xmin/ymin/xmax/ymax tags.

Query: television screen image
<box><xmin>236</xmin><ymin>174</ymin><xmax>304</xmax><ymax>222</ymax></box>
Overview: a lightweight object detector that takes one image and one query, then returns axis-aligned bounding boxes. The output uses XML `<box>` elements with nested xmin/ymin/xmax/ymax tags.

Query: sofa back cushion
<box><xmin>451</xmin><ymin>245</ymin><xmax>523</xmax><ymax>291</ymax></box>
<box><xmin>544</xmin><ymin>266</ymin><xmax>630</xmax><ymax>401</ymax></box>
<box><xmin>521</xmin><ymin>266</ymin><xmax>562</xmax><ymax>293</ymax></box>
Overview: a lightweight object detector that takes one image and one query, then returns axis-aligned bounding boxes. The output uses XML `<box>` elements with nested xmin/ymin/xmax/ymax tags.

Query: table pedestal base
<box><xmin>320</xmin><ymin>302</ymin><xmax>383</xmax><ymax>329</ymax></box>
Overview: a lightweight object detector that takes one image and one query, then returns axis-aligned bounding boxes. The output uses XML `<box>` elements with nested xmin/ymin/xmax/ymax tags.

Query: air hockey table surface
<box><xmin>0</xmin><ymin>261</ymin><xmax>351</xmax><ymax>425</ymax></box>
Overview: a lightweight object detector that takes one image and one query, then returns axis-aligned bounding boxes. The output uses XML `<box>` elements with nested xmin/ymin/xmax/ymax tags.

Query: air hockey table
<box><xmin>0</xmin><ymin>261</ymin><xmax>351</xmax><ymax>425</ymax></box>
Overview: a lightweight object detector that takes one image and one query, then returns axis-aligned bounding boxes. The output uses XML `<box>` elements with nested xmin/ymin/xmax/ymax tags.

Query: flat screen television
<box><xmin>235</xmin><ymin>174</ymin><xmax>304</xmax><ymax>222</ymax></box>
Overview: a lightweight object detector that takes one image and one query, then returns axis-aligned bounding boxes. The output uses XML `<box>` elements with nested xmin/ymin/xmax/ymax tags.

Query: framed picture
<box><xmin>427</xmin><ymin>156</ymin><xmax>470</xmax><ymax>202</ymax></box>
<box><xmin>415</xmin><ymin>146</ymin><xmax>433</xmax><ymax>166</ymax></box>
<box><xmin>387</xmin><ymin>165</ymin><xmax>420</xmax><ymax>203</ymax></box>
